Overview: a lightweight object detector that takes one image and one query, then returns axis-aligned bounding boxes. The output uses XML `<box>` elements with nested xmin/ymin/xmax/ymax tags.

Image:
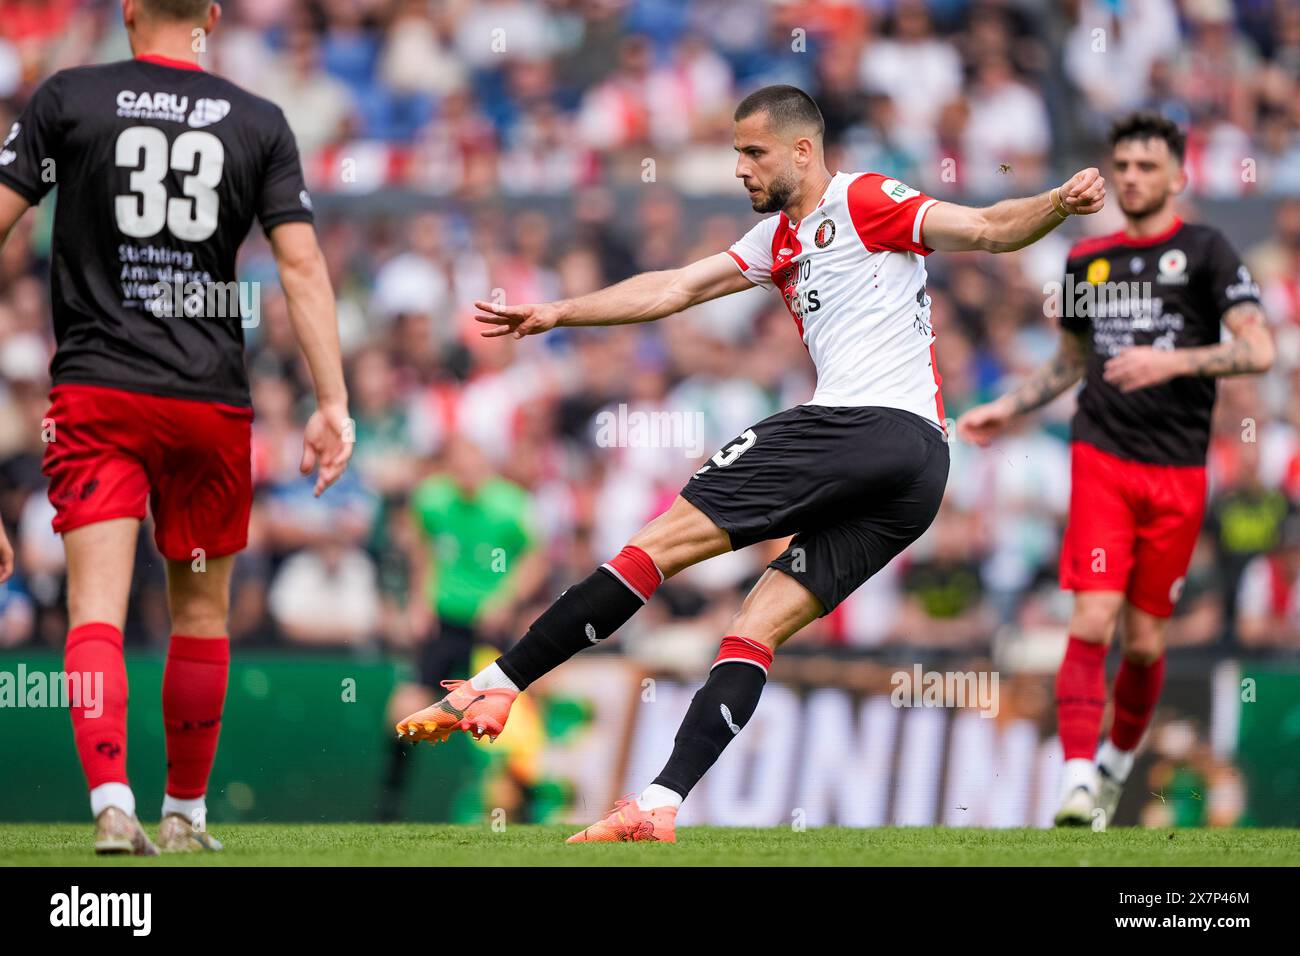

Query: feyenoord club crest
<box><xmin>814</xmin><ymin>219</ymin><xmax>836</xmax><ymax>248</ymax></box>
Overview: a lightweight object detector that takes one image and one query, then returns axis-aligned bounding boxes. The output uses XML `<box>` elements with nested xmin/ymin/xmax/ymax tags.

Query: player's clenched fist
<box><xmin>1058</xmin><ymin>167</ymin><xmax>1106</xmax><ymax>216</ymax></box>
<box><xmin>475</xmin><ymin>299</ymin><xmax>563</xmax><ymax>338</ymax></box>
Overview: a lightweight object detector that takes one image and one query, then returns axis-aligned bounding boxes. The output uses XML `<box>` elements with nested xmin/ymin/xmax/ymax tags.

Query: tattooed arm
<box><xmin>956</xmin><ymin>330</ymin><xmax>1090</xmax><ymax>446</ymax></box>
<box><xmin>1102</xmin><ymin>301</ymin><xmax>1274</xmax><ymax>393</ymax></box>
<box><xmin>1007</xmin><ymin>329</ymin><xmax>1092</xmax><ymax>414</ymax></box>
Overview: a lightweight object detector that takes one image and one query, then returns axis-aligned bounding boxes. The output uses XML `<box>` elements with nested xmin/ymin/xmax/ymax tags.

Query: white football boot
<box><xmin>1054</xmin><ymin>758</ymin><xmax>1098</xmax><ymax>827</ymax></box>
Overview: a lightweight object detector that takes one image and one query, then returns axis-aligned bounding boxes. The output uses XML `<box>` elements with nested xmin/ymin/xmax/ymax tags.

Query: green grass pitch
<box><xmin>3</xmin><ymin>824</ymin><xmax>1299</xmax><ymax>866</ymax></box>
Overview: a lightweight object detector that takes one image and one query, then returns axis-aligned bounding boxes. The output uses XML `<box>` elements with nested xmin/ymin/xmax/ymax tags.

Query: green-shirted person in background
<box><xmin>379</xmin><ymin>435</ymin><xmax>546</xmax><ymax>820</ymax></box>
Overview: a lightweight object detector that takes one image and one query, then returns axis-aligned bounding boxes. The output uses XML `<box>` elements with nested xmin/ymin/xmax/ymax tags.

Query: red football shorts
<box><xmin>41</xmin><ymin>384</ymin><xmax>254</xmax><ymax>561</ymax></box>
<box><xmin>1059</xmin><ymin>440</ymin><xmax>1206</xmax><ymax>618</ymax></box>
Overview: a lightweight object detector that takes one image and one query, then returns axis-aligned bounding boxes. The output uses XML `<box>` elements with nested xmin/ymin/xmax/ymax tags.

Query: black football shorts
<box><xmin>679</xmin><ymin>404</ymin><xmax>949</xmax><ymax>614</ymax></box>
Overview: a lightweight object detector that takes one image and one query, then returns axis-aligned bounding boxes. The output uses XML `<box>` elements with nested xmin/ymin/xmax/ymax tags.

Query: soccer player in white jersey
<box><xmin>395</xmin><ymin>85</ymin><xmax>1105</xmax><ymax>842</ymax></box>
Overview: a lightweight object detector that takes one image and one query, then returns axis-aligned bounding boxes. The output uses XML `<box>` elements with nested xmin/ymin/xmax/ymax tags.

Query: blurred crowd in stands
<box><xmin>1</xmin><ymin>0</ymin><xmax>1299</xmax><ymax>664</ymax></box>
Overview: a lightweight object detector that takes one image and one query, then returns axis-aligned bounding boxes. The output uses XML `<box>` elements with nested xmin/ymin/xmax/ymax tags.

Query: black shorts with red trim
<box><xmin>1059</xmin><ymin>440</ymin><xmax>1206</xmax><ymax>618</ymax></box>
<box><xmin>41</xmin><ymin>383</ymin><xmax>254</xmax><ymax>561</ymax></box>
<box><xmin>679</xmin><ymin>404</ymin><xmax>949</xmax><ymax>614</ymax></box>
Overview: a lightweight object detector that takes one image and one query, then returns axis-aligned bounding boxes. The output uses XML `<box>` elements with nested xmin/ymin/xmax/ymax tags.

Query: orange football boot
<box><xmin>566</xmin><ymin>795</ymin><xmax>678</xmax><ymax>844</ymax></box>
<box><xmin>396</xmin><ymin>679</ymin><xmax>518</xmax><ymax>744</ymax></box>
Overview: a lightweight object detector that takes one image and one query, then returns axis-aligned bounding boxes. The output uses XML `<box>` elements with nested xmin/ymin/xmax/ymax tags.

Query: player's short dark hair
<box><xmin>1108</xmin><ymin>111</ymin><xmax>1186</xmax><ymax>163</ymax></box>
<box><xmin>138</xmin><ymin>0</ymin><xmax>212</xmax><ymax>23</ymax></box>
<box><xmin>734</xmin><ymin>85</ymin><xmax>825</xmax><ymax>139</ymax></box>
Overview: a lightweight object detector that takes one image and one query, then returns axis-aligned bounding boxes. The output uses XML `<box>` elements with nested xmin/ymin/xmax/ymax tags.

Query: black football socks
<box><xmin>495</xmin><ymin>545</ymin><xmax>663</xmax><ymax>691</ymax></box>
<box><xmin>651</xmin><ymin>636</ymin><xmax>774</xmax><ymax>799</ymax></box>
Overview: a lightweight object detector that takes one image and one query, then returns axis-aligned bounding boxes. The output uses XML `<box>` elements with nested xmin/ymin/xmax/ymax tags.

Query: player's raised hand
<box><xmin>301</xmin><ymin>402</ymin><xmax>355</xmax><ymax>497</ymax></box>
<box><xmin>1059</xmin><ymin>167</ymin><xmax>1105</xmax><ymax>216</ymax></box>
<box><xmin>956</xmin><ymin>398</ymin><xmax>1015</xmax><ymax>447</ymax></box>
<box><xmin>474</xmin><ymin>299</ymin><xmax>562</xmax><ymax>339</ymax></box>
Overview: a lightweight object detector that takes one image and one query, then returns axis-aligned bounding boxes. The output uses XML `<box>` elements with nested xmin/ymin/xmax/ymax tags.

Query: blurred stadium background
<box><xmin>0</xmin><ymin>0</ymin><xmax>1298</xmax><ymax>830</ymax></box>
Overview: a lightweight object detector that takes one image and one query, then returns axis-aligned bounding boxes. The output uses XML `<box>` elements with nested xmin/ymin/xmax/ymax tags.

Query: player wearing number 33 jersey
<box><xmin>0</xmin><ymin>0</ymin><xmax>350</xmax><ymax>856</ymax></box>
<box><xmin>0</xmin><ymin>55</ymin><xmax>312</xmax><ymax>407</ymax></box>
<box><xmin>0</xmin><ymin>53</ymin><xmax>314</xmax><ymax>558</ymax></box>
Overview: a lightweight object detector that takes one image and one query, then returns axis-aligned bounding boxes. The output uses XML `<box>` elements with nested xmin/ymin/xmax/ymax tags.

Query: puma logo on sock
<box><xmin>720</xmin><ymin>704</ymin><xmax>741</xmax><ymax>735</ymax></box>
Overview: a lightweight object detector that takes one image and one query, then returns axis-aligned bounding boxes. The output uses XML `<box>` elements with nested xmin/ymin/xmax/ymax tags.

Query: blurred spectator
<box><xmin>960</xmin><ymin>52</ymin><xmax>1051</xmax><ymax>195</ymax></box>
<box><xmin>859</xmin><ymin>0</ymin><xmax>962</xmax><ymax>161</ymax></box>
<box><xmin>1235</xmin><ymin>510</ymin><xmax>1300</xmax><ymax>652</ymax></box>
<box><xmin>268</xmin><ymin>539</ymin><xmax>381</xmax><ymax>645</ymax></box>
<box><xmin>1064</xmin><ymin>0</ymin><xmax>1180</xmax><ymax>122</ymax></box>
<box><xmin>257</xmin><ymin>25</ymin><xmax>356</xmax><ymax>157</ymax></box>
<box><xmin>897</xmin><ymin>507</ymin><xmax>996</xmax><ymax>649</ymax></box>
<box><xmin>1206</xmin><ymin>420</ymin><xmax>1289</xmax><ymax>642</ymax></box>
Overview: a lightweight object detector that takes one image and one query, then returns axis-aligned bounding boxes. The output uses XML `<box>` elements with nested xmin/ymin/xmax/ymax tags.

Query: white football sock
<box><xmin>90</xmin><ymin>782</ymin><xmax>136</xmax><ymax>819</ymax></box>
<box><xmin>1096</xmin><ymin>740</ymin><xmax>1135</xmax><ymax>783</ymax></box>
<box><xmin>470</xmin><ymin>662</ymin><xmax>520</xmax><ymax>693</ymax></box>
<box><xmin>636</xmin><ymin>784</ymin><xmax>683</xmax><ymax>812</ymax></box>
<box><xmin>162</xmin><ymin>794</ymin><xmax>206</xmax><ymax>823</ymax></box>
<box><xmin>1062</xmin><ymin>758</ymin><xmax>1097</xmax><ymax>798</ymax></box>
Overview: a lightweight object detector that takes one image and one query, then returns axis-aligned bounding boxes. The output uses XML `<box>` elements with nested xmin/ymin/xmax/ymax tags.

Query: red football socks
<box><xmin>65</xmin><ymin>622</ymin><xmax>130</xmax><ymax>790</ymax></box>
<box><xmin>1055</xmin><ymin>635</ymin><xmax>1107</xmax><ymax>761</ymax></box>
<box><xmin>1110</xmin><ymin>652</ymin><xmax>1165</xmax><ymax>751</ymax></box>
<box><xmin>162</xmin><ymin>635</ymin><xmax>230</xmax><ymax>800</ymax></box>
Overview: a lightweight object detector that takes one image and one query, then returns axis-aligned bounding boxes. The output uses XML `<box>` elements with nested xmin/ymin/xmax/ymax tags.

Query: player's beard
<box><xmin>1120</xmin><ymin>189</ymin><xmax>1170</xmax><ymax>222</ymax></box>
<box><xmin>751</xmin><ymin>169</ymin><xmax>797</xmax><ymax>213</ymax></box>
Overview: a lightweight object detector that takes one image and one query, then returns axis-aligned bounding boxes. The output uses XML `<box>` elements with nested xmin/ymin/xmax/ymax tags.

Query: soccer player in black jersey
<box><xmin>0</xmin><ymin>0</ymin><xmax>352</xmax><ymax>853</ymax></box>
<box><xmin>959</xmin><ymin>112</ymin><xmax>1274</xmax><ymax>827</ymax></box>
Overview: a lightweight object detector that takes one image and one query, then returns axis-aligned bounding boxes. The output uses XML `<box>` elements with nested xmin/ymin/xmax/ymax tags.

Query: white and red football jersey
<box><xmin>727</xmin><ymin>171</ymin><xmax>945</xmax><ymax>429</ymax></box>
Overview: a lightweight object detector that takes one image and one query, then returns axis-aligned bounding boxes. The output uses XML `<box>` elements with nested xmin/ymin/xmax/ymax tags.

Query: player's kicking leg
<box><xmin>567</xmin><ymin>567</ymin><xmax>821</xmax><ymax>843</ymax></box>
<box><xmin>63</xmin><ymin>518</ymin><xmax>159</xmax><ymax>855</ymax></box>
<box><xmin>1093</xmin><ymin>602</ymin><xmax>1167</xmax><ymax>826</ymax></box>
<box><xmin>153</xmin><ymin>555</ymin><xmax>236</xmax><ymax>852</ymax></box>
<box><xmin>1053</xmin><ymin>590</ymin><xmax>1124</xmax><ymax>826</ymax></box>
<box><xmin>395</xmin><ymin>495</ymin><xmax>729</xmax><ymax>744</ymax></box>
<box><xmin>565</xmin><ymin>406</ymin><xmax>948</xmax><ymax>842</ymax></box>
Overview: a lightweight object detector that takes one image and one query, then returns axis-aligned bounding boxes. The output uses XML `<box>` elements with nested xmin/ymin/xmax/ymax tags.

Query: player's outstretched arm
<box><xmin>922</xmin><ymin>168</ymin><xmax>1105</xmax><ymax>254</ymax></box>
<box><xmin>1103</xmin><ymin>301</ymin><xmax>1274</xmax><ymax>393</ymax></box>
<box><xmin>269</xmin><ymin>221</ymin><xmax>353</xmax><ymax>497</ymax></box>
<box><xmin>475</xmin><ymin>252</ymin><xmax>753</xmax><ymax>338</ymax></box>
<box><xmin>956</xmin><ymin>329</ymin><xmax>1090</xmax><ymax>446</ymax></box>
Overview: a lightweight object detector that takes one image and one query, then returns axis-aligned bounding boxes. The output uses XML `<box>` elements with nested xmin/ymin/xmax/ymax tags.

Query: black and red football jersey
<box><xmin>0</xmin><ymin>55</ymin><xmax>314</xmax><ymax>406</ymax></box>
<box><xmin>1061</xmin><ymin>218</ymin><xmax>1260</xmax><ymax>466</ymax></box>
